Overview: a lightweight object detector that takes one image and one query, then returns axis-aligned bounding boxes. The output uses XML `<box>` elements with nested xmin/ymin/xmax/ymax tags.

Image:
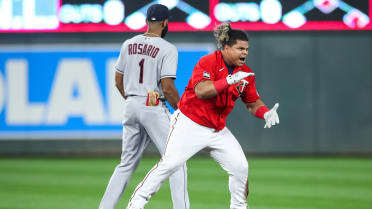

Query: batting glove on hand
<box><xmin>263</xmin><ymin>103</ymin><xmax>280</xmax><ymax>128</ymax></box>
<box><xmin>226</xmin><ymin>71</ymin><xmax>255</xmax><ymax>85</ymax></box>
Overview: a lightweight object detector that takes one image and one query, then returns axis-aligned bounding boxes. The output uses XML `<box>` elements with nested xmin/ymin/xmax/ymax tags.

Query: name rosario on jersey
<box><xmin>128</xmin><ymin>43</ymin><xmax>160</xmax><ymax>58</ymax></box>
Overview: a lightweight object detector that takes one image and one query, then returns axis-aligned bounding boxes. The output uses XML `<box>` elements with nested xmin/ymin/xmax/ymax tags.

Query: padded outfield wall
<box><xmin>0</xmin><ymin>31</ymin><xmax>371</xmax><ymax>156</ymax></box>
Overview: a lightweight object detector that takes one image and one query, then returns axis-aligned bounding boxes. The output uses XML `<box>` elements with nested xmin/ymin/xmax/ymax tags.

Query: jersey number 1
<box><xmin>139</xmin><ymin>58</ymin><xmax>144</xmax><ymax>83</ymax></box>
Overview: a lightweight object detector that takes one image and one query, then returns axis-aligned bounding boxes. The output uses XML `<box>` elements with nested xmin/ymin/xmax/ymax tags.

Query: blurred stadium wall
<box><xmin>0</xmin><ymin>30</ymin><xmax>371</xmax><ymax>157</ymax></box>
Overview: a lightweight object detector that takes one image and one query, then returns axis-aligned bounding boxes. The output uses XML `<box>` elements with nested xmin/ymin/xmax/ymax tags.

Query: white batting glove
<box><xmin>263</xmin><ymin>103</ymin><xmax>280</xmax><ymax>128</ymax></box>
<box><xmin>226</xmin><ymin>71</ymin><xmax>255</xmax><ymax>85</ymax></box>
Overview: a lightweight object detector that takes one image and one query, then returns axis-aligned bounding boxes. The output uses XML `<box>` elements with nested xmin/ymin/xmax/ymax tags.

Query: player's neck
<box><xmin>144</xmin><ymin>31</ymin><xmax>161</xmax><ymax>37</ymax></box>
<box><xmin>221</xmin><ymin>51</ymin><xmax>234</xmax><ymax>67</ymax></box>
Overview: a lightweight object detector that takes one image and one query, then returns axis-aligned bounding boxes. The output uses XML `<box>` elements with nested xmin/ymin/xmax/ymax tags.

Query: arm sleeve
<box><xmin>241</xmin><ymin>76</ymin><xmax>260</xmax><ymax>103</ymax></box>
<box><xmin>114</xmin><ymin>42</ymin><xmax>126</xmax><ymax>74</ymax></box>
<box><xmin>189</xmin><ymin>57</ymin><xmax>215</xmax><ymax>88</ymax></box>
<box><xmin>160</xmin><ymin>45</ymin><xmax>178</xmax><ymax>79</ymax></box>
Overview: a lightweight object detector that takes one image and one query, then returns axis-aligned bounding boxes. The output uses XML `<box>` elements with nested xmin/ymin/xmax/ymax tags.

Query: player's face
<box><xmin>225</xmin><ymin>40</ymin><xmax>249</xmax><ymax>66</ymax></box>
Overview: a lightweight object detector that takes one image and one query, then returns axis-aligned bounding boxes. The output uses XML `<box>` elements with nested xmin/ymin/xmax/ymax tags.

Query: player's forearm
<box><xmin>116</xmin><ymin>84</ymin><xmax>127</xmax><ymax>99</ymax></box>
<box><xmin>115</xmin><ymin>77</ymin><xmax>126</xmax><ymax>99</ymax></box>
<box><xmin>246</xmin><ymin>99</ymin><xmax>265</xmax><ymax>115</ymax></box>
<box><xmin>115</xmin><ymin>72</ymin><xmax>126</xmax><ymax>99</ymax></box>
<box><xmin>194</xmin><ymin>81</ymin><xmax>219</xmax><ymax>99</ymax></box>
<box><xmin>163</xmin><ymin>87</ymin><xmax>180</xmax><ymax>109</ymax></box>
<box><xmin>161</xmin><ymin>78</ymin><xmax>180</xmax><ymax>109</ymax></box>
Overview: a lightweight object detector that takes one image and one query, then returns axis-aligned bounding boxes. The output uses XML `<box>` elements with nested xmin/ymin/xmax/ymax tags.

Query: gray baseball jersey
<box><xmin>115</xmin><ymin>34</ymin><xmax>178</xmax><ymax>99</ymax></box>
<box><xmin>99</xmin><ymin>35</ymin><xmax>189</xmax><ymax>209</ymax></box>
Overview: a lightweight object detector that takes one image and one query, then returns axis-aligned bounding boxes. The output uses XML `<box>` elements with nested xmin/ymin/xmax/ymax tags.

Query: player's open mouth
<box><xmin>239</xmin><ymin>57</ymin><xmax>245</xmax><ymax>62</ymax></box>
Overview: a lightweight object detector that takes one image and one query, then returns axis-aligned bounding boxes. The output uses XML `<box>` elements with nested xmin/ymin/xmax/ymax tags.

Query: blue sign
<box><xmin>0</xmin><ymin>47</ymin><xmax>210</xmax><ymax>138</ymax></box>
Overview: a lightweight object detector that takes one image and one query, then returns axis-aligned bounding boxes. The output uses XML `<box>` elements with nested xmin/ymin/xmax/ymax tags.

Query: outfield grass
<box><xmin>0</xmin><ymin>157</ymin><xmax>371</xmax><ymax>209</ymax></box>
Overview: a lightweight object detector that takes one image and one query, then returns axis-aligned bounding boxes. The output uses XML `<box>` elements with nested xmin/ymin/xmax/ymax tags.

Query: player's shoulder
<box><xmin>121</xmin><ymin>35</ymin><xmax>139</xmax><ymax>48</ymax></box>
<box><xmin>241</xmin><ymin>64</ymin><xmax>254</xmax><ymax>73</ymax></box>
<box><xmin>157</xmin><ymin>38</ymin><xmax>177</xmax><ymax>51</ymax></box>
<box><xmin>198</xmin><ymin>51</ymin><xmax>218</xmax><ymax>64</ymax></box>
<box><xmin>125</xmin><ymin>34</ymin><xmax>142</xmax><ymax>43</ymax></box>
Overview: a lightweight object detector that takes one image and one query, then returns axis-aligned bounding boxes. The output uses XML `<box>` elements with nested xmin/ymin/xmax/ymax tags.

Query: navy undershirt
<box><xmin>224</xmin><ymin>61</ymin><xmax>235</xmax><ymax>75</ymax></box>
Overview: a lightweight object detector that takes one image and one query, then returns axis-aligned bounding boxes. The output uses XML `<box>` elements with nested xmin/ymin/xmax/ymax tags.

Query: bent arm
<box><xmin>115</xmin><ymin>71</ymin><xmax>126</xmax><ymax>99</ymax></box>
<box><xmin>194</xmin><ymin>71</ymin><xmax>255</xmax><ymax>99</ymax></box>
<box><xmin>161</xmin><ymin>78</ymin><xmax>180</xmax><ymax>109</ymax></box>
<box><xmin>194</xmin><ymin>80</ymin><xmax>219</xmax><ymax>99</ymax></box>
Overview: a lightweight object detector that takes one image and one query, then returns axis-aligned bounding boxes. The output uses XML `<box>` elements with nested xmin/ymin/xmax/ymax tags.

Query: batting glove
<box><xmin>263</xmin><ymin>103</ymin><xmax>280</xmax><ymax>128</ymax></box>
<box><xmin>226</xmin><ymin>71</ymin><xmax>255</xmax><ymax>85</ymax></box>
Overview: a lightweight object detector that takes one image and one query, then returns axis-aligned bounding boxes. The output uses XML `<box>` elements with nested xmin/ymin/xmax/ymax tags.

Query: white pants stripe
<box><xmin>129</xmin><ymin>110</ymin><xmax>249</xmax><ymax>209</ymax></box>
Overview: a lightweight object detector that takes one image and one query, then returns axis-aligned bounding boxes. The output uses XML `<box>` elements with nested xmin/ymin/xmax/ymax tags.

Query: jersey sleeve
<box><xmin>114</xmin><ymin>42</ymin><xmax>127</xmax><ymax>75</ymax></box>
<box><xmin>189</xmin><ymin>56</ymin><xmax>215</xmax><ymax>88</ymax></box>
<box><xmin>160</xmin><ymin>45</ymin><xmax>178</xmax><ymax>79</ymax></box>
<box><xmin>241</xmin><ymin>76</ymin><xmax>260</xmax><ymax>103</ymax></box>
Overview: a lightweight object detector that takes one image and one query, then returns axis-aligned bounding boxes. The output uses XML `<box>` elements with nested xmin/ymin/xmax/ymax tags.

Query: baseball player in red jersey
<box><xmin>127</xmin><ymin>23</ymin><xmax>279</xmax><ymax>209</ymax></box>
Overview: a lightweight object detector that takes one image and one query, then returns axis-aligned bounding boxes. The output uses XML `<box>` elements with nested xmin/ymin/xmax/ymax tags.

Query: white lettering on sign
<box><xmin>6</xmin><ymin>59</ymin><xmax>45</xmax><ymax>125</ymax></box>
<box><xmin>0</xmin><ymin>69</ymin><xmax>5</xmax><ymax>114</ymax></box>
<box><xmin>46</xmin><ymin>59</ymin><xmax>106</xmax><ymax>125</ymax></box>
<box><xmin>1</xmin><ymin>57</ymin><xmax>124</xmax><ymax>127</ymax></box>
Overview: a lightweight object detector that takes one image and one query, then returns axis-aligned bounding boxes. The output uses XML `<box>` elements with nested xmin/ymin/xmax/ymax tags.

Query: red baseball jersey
<box><xmin>178</xmin><ymin>50</ymin><xmax>260</xmax><ymax>131</ymax></box>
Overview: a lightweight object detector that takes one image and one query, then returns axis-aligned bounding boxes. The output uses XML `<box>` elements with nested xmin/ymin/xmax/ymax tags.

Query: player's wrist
<box><xmin>255</xmin><ymin>105</ymin><xmax>270</xmax><ymax>119</ymax></box>
<box><xmin>213</xmin><ymin>78</ymin><xmax>229</xmax><ymax>93</ymax></box>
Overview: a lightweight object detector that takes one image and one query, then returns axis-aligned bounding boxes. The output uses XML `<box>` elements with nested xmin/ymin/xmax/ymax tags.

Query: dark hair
<box><xmin>214</xmin><ymin>23</ymin><xmax>249</xmax><ymax>49</ymax></box>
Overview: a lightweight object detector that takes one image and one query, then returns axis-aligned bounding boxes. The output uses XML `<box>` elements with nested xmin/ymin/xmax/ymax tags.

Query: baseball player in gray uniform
<box><xmin>99</xmin><ymin>4</ymin><xmax>189</xmax><ymax>209</ymax></box>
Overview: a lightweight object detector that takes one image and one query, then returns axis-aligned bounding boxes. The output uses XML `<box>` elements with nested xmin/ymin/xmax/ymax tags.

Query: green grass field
<box><xmin>0</xmin><ymin>157</ymin><xmax>371</xmax><ymax>209</ymax></box>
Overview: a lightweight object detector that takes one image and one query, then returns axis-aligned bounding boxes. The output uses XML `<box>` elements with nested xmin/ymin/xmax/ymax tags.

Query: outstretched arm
<box><xmin>246</xmin><ymin>100</ymin><xmax>280</xmax><ymax>128</ymax></box>
<box><xmin>245</xmin><ymin>99</ymin><xmax>265</xmax><ymax>115</ymax></box>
